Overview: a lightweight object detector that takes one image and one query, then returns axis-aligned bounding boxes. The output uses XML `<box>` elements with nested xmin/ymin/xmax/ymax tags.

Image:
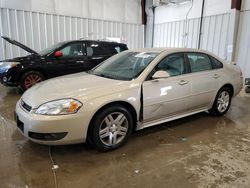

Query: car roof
<box><xmin>129</xmin><ymin>47</ymin><xmax>223</xmax><ymax>60</ymax></box>
<box><xmin>130</xmin><ymin>47</ymin><xmax>212</xmax><ymax>54</ymax></box>
<box><xmin>128</xmin><ymin>47</ymin><xmax>225</xmax><ymax>62</ymax></box>
<box><xmin>62</xmin><ymin>39</ymin><xmax>127</xmax><ymax>45</ymax></box>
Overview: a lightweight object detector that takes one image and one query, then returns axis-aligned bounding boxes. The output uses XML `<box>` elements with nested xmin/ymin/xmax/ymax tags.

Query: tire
<box><xmin>20</xmin><ymin>71</ymin><xmax>45</xmax><ymax>91</ymax></box>
<box><xmin>88</xmin><ymin>105</ymin><xmax>133</xmax><ymax>151</ymax></box>
<box><xmin>209</xmin><ymin>87</ymin><xmax>232</xmax><ymax>116</ymax></box>
<box><xmin>245</xmin><ymin>86</ymin><xmax>250</xmax><ymax>93</ymax></box>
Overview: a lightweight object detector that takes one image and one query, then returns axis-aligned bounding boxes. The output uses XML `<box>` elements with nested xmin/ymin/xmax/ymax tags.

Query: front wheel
<box><xmin>20</xmin><ymin>71</ymin><xmax>45</xmax><ymax>91</ymax></box>
<box><xmin>209</xmin><ymin>87</ymin><xmax>232</xmax><ymax>116</ymax></box>
<box><xmin>88</xmin><ymin>105</ymin><xmax>133</xmax><ymax>151</ymax></box>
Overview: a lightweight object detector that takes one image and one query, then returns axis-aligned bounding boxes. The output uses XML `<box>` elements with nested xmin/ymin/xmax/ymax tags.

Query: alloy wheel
<box><xmin>24</xmin><ymin>74</ymin><xmax>42</xmax><ymax>89</ymax></box>
<box><xmin>99</xmin><ymin>112</ymin><xmax>129</xmax><ymax>146</ymax></box>
<box><xmin>217</xmin><ymin>91</ymin><xmax>230</xmax><ymax>113</ymax></box>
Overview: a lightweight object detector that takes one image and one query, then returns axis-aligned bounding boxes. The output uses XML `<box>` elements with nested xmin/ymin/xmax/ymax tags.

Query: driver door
<box><xmin>143</xmin><ymin>53</ymin><xmax>192</xmax><ymax>123</ymax></box>
<box><xmin>50</xmin><ymin>42</ymin><xmax>89</xmax><ymax>75</ymax></box>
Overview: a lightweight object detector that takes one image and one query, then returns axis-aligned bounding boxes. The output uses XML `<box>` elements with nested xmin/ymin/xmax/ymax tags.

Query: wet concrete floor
<box><xmin>0</xmin><ymin>85</ymin><xmax>250</xmax><ymax>188</ymax></box>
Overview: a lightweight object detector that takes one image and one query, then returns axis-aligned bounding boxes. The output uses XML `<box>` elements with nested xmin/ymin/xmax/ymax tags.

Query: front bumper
<box><xmin>15</xmin><ymin>100</ymin><xmax>90</xmax><ymax>145</ymax></box>
<box><xmin>0</xmin><ymin>71</ymin><xmax>17</xmax><ymax>87</ymax></box>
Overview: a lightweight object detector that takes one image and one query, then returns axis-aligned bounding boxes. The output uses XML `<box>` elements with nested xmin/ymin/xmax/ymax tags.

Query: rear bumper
<box><xmin>234</xmin><ymin>77</ymin><xmax>243</xmax><ymax>96</ymax></box>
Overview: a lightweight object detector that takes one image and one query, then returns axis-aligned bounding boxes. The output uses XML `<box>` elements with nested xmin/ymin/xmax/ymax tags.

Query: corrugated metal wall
<box><xmin>153</xmin><ymin>13</ymin><xmax>230</xmax><ymax>60</ymax></box>
<box><xmin>235</xmin><ymin>9</ymin><xmax>250</xmax><ymax>78</ymax></box>
<box><xmin>0</xmin><ymin>8</ymin><xmax>144</xmax><ymax>60</ymax></box>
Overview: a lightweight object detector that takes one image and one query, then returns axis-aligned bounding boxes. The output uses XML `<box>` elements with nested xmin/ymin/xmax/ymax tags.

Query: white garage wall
<box><xmin>154</xmin><ymin>13</ymin><xmax>231</xmax><ymax>59</ymax></box>
<box><xmin>0</xmin><ymin>0</ymin><xmax>142</xmax><ymax>24</ymax></box>
<box><xmin>155</xmin><ymin>0</ymin><xmax>231</xmax><ymax>23</ymax></box>
<box><xmin>153</xmin><ymin>0</ymin><xmax>231</xmax><ymax>60</ymax></box>
<box><xmin>0</xmin><ymin>0</ymin><xmax>144</xmax><ymax>60</ymax></box>
<box><xmin>235</xmin><ymin>1</ymin><xmax>250</xmax><ymax>78</ymax></box>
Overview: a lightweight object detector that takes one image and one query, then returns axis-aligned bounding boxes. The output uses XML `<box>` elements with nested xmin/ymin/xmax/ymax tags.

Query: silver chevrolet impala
<box><xmin>15</xmin><ymin>48</ymin><xmax>243</xmax><ymax>151</ymax></box>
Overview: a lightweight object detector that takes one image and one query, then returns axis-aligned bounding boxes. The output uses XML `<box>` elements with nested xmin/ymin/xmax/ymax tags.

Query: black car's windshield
<box><xmin>90</xmin><ymin>51</ymin><xmax>159</xmax><ymax>80</ymax></box>
<box><xmin>39</xmin><ymin>42</ymin><xmax>67</xmax><ymax>56</ymax></box>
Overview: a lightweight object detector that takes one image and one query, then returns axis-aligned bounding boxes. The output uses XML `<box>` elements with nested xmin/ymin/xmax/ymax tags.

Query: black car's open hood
<box><xmin>2</xmin><ymin>36</ymin><xmax>39</xmax><ymax>55</ymax></box>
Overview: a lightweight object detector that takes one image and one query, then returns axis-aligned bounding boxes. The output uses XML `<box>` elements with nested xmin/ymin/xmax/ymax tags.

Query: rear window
<box><xmin>187</xmin><ymin>53</ymin><xmax>213</xmax><ymax>73</ymax></box>
<box><xmin>210</xmin><ymin>56</ymin><xmax>223</xmax><ymax>69</ymax></box>
<box><xmin>86</xmin><ymin>42</ymin><xmax>109</xmax><ymax>56</ymax></box>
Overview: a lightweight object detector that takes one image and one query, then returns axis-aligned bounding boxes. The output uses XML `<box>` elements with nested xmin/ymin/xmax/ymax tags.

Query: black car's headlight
<box><xmin>35</xmin><ymin>99</ymin><xmax>82</xmax><ymax>115</ymax></box>
<box><xmin>0</xmin><ymin>62</ymin><xmax>20</xmax><ymax>69</ymax></box>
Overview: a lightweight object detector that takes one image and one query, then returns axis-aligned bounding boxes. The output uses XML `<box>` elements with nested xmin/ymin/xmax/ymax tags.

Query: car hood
<box><xmin>0</xmin><ymin>54</ymin><xmax>41</xmax><ymax>63</ymax></box>
<box><xmin>2</xmin><ymin>36</ymin><xmax>39</xmax><ymax>55</ymax></box>
<box><xmin>21</xmin><ymin>73</ymin><xmax>131</xmax><ymax>108</ymax></box>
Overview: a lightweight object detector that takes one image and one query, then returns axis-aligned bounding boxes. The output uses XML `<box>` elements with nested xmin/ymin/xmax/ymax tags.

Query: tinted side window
<box><xmin>86</xmin><ymin>42</ymin><xmax>109</xmax><ymax>56</ymax></box>
<box><xmin>187</xmin><ymin>53</ymin><xmax>212</xmax><ymax>73</ymax></box>
<box><xmin>60</xmin><ymin>42</ymin><xmax>85</xmax><ymax>57</ymax></box>
<box><xmin>107</xmin><ymin>44</ymin><xmax>128</xmax><ymax>55</ymax></box>
<box><xmin>210</xmin><ymin>56</ymin><xmax>223</xmax><ymax>69</ymax></box>
<box><xmin>156</xmin><ymin>53</ymin><xmax>185</xmax><ymax>77</ymax></box>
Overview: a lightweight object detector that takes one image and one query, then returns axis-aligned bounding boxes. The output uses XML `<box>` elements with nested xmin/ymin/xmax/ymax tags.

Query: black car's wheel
<box><xmin>88</xmin><ymin>105</ymin><xmax>133</xmax><ymax>151</ymax></box>
<box><xmin>20</xmin><ymin>71</ymin><xmax>45</xmax><ymax>91</ymax></box>
<box><xmin>209</xmin><ymin>87</ymin><xmax>232</xmax><ymax>116</ymax></box>
<box><xmin>245</xmin><ymin>86</ymin><xmax>250</xmax><ymax>93</ymax></box>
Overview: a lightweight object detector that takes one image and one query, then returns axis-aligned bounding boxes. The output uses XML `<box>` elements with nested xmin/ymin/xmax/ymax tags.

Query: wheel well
<box><xmin>87</xmin><ymin>101</ymin><xmax>138</xmax><ymax>136</ymax></box>
<box><xmin>221</xmin><ymin>84</ymin><xmax>234</xmax><ymax>96</ymax></box>
<box><xmin>18</xmin><ymin>69</ymin><xmax>47</xmax><ymax>83</ymax></box>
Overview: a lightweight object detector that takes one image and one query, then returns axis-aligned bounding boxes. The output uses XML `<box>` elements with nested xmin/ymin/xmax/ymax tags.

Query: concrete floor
<box><xmin>0</xmin><ymin>85</ymin><xmax>250</xmax><ymax>188</ymax></box>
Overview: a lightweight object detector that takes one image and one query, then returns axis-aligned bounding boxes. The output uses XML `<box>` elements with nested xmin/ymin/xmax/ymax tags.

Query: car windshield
<box><xmin>39</xmin><ymin>42</ymin><xmax>67</xmax><ymax>56</ymax></box>
<box><xmin>90</xmin><ymin>51</ymin><xmax>159</xmax><ymax>80</ymax></box>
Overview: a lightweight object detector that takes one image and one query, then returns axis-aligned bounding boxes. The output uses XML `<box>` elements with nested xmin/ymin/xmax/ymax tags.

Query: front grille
<box><xmin>21</xmin><ymin>100</ymin><xmax>32</xmax><ymax>112</ymax></box>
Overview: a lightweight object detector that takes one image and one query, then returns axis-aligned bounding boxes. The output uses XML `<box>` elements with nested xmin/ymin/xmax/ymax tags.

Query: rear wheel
<box><xmin>20</xmin><ymin>71</ymin><xmax>45</xmax><ymax>91</ymax></box>
<box><xmin>88</xmin><ymin>105</ymin><xmax>133</xmax><ymax>151</ymax></box>
<box><xmin>209</xmin><ymin>87</ymin><xmax>232</xmax><ymax>116</ymax></box>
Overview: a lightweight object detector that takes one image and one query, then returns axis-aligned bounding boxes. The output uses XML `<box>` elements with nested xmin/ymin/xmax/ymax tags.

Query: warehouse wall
<box><xmin>154</xmin><ymin>0</ymin><xmax>231</xmax><ymax>60</ymax></box>
<box><xmin>0</xmin><ymin>0</ymin><xmax>144</xmax><ymax>60</ymax></box>
<box><xmin>235</xmin><ymin>0</ymin><xmax>250</xmax><ymax>78</ymax></box>
<box><xmin>0</xmin><ymin>0</ymin><xmax>142</xmax><ymax>24</ymax></box>
<box><xmin>155</xmin><ymin>0</ymin><xmax>231</xmax><ymax>23</ymax></box>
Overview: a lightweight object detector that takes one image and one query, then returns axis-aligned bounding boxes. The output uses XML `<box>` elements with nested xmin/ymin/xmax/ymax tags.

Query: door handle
<box><xmin>92</xmin><ymin>57</ymin><xmax>103</xmax><ymax>60</ymax></box>
<box><xmin>213</xmin><ymin>74</ymin><xmax>220</xmax><ymax>79</ymax></box>
<box><xmin>76</xmin><ymin>61</ymin><xmax>84</xmax><ymax>63</ymax></box>
<box><xmin>151</xmin><ymin>79</ymin><xmax>159</xmax><ymax>83</ymax></box>
<box><xmin>179</xmin><ymin>80</ymin><xmax>189</xmax><ymax>85</ymax></box>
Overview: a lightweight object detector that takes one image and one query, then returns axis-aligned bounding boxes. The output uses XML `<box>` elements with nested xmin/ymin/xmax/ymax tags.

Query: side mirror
<box><xmin>54</xmin><ymin>51</ymin><xmax>63</xmax><ymax>58</ymax></box>
<box><xmin>152</xmin><ymin>70</ymin><xmax>170</xmax><ymax>80</ymax></box>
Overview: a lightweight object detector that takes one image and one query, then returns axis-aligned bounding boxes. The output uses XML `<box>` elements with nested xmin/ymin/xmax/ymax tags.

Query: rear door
<box><xmin>185</xmin><ymin>52</ymin><xmax>220</xmax><ymax>110</ymax></box>
<box><xmin>86</xmin><ymin>42</ymin><xmax>110</xmax><ymax>68</ymax></box>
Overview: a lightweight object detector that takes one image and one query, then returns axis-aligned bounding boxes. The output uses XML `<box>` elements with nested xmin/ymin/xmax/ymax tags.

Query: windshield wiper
<box><xmin>97</xmin><ymin>73</ymin><xmax>114</xmax><ymax>79</ymax></box>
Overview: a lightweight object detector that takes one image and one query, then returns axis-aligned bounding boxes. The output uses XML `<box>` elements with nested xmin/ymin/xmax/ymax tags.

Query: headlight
<box><xmin>0</xmin><ymin>62</ymin><xmax>20</xmax><ymax>69</ymax></box>
<box><xmin>35</xmin><ymin>99</ymin><xmax>82</xmax><ymax>115</ymax></box>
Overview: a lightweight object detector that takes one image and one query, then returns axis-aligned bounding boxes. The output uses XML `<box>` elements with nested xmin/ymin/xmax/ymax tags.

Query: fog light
<box><xmin>28</xmin><ymin>131</ymin><xmax>67</xmax><ymax>141</ymax></box>
<box><xmin>3</xmin><ymin>77</ymin><xmax>7</xmax><ymax>82</ymax></box>
<box><xmin>245</xmin><ymin>78</ymin><xmax>250</xmax><ymax>85</ymax></box>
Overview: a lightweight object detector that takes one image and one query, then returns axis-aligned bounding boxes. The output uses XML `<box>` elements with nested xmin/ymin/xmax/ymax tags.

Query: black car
<box><xmin>0</xmin><ymin>36</ymin><xmax>128</xmax><ymax>91</ymax></box>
